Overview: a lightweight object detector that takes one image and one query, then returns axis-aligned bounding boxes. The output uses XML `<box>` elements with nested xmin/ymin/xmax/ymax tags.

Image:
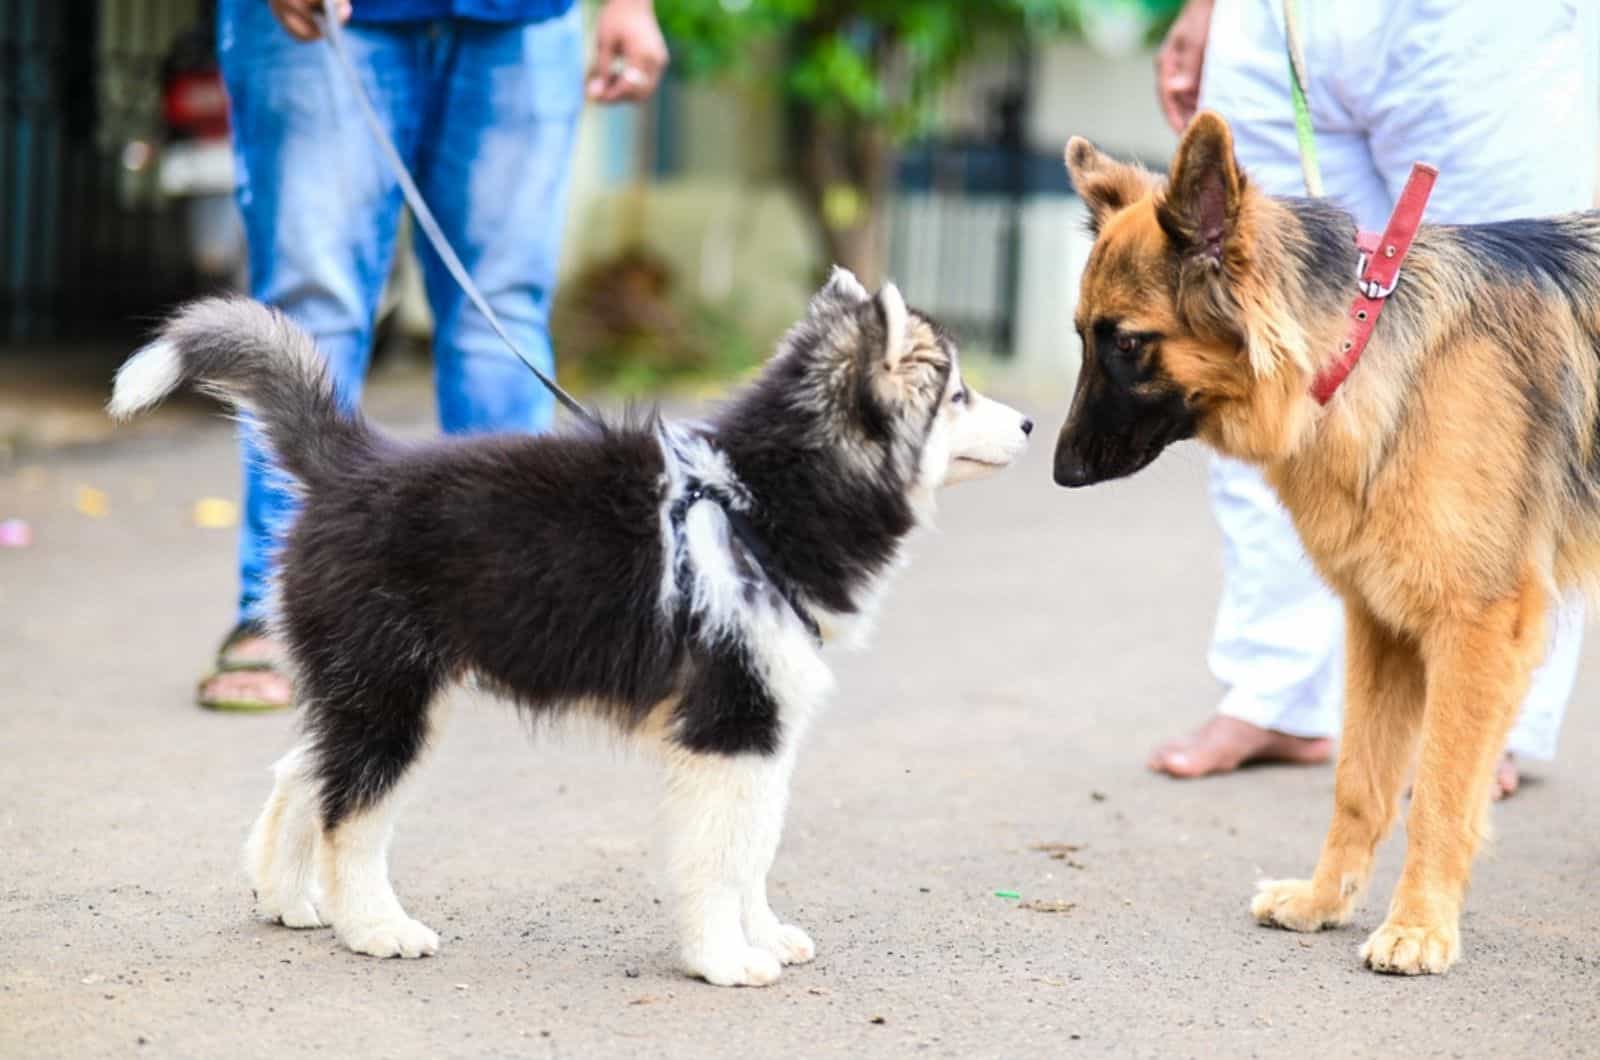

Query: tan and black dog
<box><xmin>1054</xmin><ymin>111</ymin><xmax>1600</xmax><ymax>975</ymax></box>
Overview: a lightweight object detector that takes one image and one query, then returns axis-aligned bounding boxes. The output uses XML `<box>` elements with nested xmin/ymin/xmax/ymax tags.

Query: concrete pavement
<box><xmin>3</xmin><ymin>377</ymin><xmax>1597</xmax><ymax>1058</ymax></box>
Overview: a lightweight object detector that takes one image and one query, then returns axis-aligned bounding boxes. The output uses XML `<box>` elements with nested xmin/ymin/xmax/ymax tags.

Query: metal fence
<box><xmin>2</xmin><ymin>0</ymin><xmax>203</xmax><ymax>342</ymax></box>
<box><xmin>887</xmin><ymin>45</ymin><xmax>1039</xmax><ymax>357</ymax></box>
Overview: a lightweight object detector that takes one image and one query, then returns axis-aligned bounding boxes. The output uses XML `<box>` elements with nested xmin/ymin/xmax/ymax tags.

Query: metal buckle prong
<box><xmin>1356</xmin><ymin>254</ymin><xmax>1400</xmax><ymax>299</ymax></box>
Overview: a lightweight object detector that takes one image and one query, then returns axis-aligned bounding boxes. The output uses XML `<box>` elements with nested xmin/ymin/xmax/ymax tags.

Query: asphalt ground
<box><xmin>3</xmin><ymin>377</ymin><xmax>1596</xmax><ymax>1058</ymax></box>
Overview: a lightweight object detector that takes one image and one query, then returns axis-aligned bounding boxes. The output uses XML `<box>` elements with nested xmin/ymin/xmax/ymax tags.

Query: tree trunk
<box><xmin>790</xmin><ymin>103</ymin><xmax>895</xmax><ymax>287</ymax></box>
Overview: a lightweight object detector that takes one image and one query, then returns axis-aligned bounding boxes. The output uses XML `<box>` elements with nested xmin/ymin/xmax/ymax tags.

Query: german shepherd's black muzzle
<box><xmin>1053</xmin><ymin>352</ymin><xmax>1197</xmax><ymax>487</ymax></box>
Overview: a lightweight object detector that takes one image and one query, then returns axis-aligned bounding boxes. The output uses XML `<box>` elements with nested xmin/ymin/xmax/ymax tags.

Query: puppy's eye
<box><xmin>1114</xmin><ymin>333</ymin><xmax>1140</xmax><ymax>356</ymax></box>
<box><xmin>950</xmin><ymin>388</ymin><xmax>968</xmax><ymax>406</ymax></box>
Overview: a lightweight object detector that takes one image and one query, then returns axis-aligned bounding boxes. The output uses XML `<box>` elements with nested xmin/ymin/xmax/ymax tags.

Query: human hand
<box><xmin>586</xmin><ymin>0</ymin><xmax>669</xmax><ymax>104</ymax></box>
<box><xmin>268</xmin><ymin>0</ymin><xmax>351</xmax><ymax>42</ymax></box>
<box><xmin>1155</xmin><ymin>0</ymin><xmax>1214</xmax><ymax>134</ymax></box>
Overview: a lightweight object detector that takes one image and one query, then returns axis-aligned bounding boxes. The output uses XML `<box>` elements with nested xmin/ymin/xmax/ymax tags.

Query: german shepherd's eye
<box><xmin>1114</xmin><ymin>333</ymin><xmax>1140</xmax><ymax>356</ymax></box>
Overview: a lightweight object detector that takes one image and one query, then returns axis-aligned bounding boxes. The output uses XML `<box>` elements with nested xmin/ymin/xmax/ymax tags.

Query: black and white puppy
<box><xmin>109</xmin><ymin>268</ymin><xmax>1031</xmax><ymax>986</ymax></box>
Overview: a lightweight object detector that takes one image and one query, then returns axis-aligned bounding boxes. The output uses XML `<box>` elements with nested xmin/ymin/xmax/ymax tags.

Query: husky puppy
<box><xmin>110</xmin><ymin>268</ymin><xmax>1031</xmax><ymax>986</ymax></box>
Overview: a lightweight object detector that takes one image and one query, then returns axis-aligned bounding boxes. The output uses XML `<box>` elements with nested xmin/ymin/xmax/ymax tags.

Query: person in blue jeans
<box><xmin>200</xmin><ymin>0</ymin><xmax>667</xmax><ymax>710</ymax></box>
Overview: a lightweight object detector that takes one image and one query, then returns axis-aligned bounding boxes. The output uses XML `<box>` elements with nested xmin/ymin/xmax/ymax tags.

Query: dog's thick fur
<box><xmin>1054</xmin><ymin>112</ymin><xmax>1600</xmax><ymax>975</ymax></box>
<box><xmin>111</xmin><ymin>270</ymin><xmax>1030</xmax><ymax>986</ymax></box>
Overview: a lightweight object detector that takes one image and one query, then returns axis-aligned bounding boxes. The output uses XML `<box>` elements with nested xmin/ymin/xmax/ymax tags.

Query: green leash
<box><xmin>1283</xmin><ymin>0</ymin><xmax>1324</xmax><ymax>196</ymax></box>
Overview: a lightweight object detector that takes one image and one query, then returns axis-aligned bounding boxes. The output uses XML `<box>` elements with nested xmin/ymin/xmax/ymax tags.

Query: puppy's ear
<box><xmin>877</xmin><ymin>282</ymin><xmax>908</xmax><ymax>371</ymax></box>
<box><xmin>1065</xmin><ymin>136</ymin><xmax>1157</xmax><ymax>235</ymax></box>
<box><xmin>1156</xmin><ymin>111</ymin><xmax>1244</xmax><ymax>270</ymax></box>
<box><xmin>810</xmin><ymin>265</ymin><xmax>871</xmax><ymax>315</ymax></box>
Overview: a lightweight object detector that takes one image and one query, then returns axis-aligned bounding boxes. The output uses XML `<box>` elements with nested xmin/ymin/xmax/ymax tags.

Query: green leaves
<box><xmin>655</xmin><ymin>0</ymin><xmax>1183</xmax><ymax>141</ymax></box>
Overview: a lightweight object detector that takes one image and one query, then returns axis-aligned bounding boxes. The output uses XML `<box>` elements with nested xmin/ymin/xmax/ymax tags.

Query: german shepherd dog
<box><xmin>110</xmin><ymin>270</ymin><xmax>1031</xmax><ymax>986</ymax></box>
<box><xmin>1054</xmin><ymin>111</ymin><xmax>1599</xmax><ymax>975</ymax></box>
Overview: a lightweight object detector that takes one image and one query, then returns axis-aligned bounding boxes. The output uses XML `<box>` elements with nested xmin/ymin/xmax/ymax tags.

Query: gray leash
<box><xmin>316</xmin><ymin>11</ymin><xmax>599</xmax><ymax>427</ymax></box>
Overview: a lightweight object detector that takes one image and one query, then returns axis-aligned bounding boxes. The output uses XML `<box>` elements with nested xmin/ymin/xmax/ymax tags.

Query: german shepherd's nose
<box><xmin>1052</xmin><ymin>446</ymin><xmax>1092</xmax><ymax>488</ymax></box>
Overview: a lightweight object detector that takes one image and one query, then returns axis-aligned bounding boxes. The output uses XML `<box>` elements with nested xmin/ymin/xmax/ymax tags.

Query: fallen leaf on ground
<box><xmin>75</xmin><ymin>486</ymin><xmax>109</xmax><ymax>519</ymax></box>
<box><xmin>1018</xmin><ymin>899</ymin><xmax>1076</xmax><ymax>913</ymax></box>
<box><xmin>1030</xmin><ymin>842</ymin><xmax>1083</xmax><ymax>859</ymax></box>
<box><xmin>192</xmin><ymin>497</ymin><xmax>239</xmax><ymax>529</ymax></box>
<box><xmin>1030</xmin><ymin>841</ymin><xmax>1087</xmax><ymax>869</ymax></box>
<box><xmin>628</xmin><ymin>994</ymin><xmax>665</xmax><ymax>1006</ymax></box>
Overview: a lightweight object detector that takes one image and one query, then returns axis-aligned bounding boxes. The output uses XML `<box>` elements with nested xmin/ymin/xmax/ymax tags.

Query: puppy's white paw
<box><xmin>275</xmin><ymin>898</ymin><xmax>324</xmax><ymax>930</ymax></box>
<box><xmin>750</xmin><ymin>922</ymin><xmax>815</xmax><ymax>965</ymax></box>
<box><xmin>339</xmin><ymin>916</ymin><xmax>440</xmax><ymax>959</ymax></box>
<box><xmin>682</xmin><ymin>943</ymin><xmax>783</xmax><ymax>987</ymax></box>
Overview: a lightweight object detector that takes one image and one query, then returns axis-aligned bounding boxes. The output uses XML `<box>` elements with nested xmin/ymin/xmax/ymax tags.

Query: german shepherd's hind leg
<box><xmin>1361</xmin><ymin>581</ymin><xmax>1543</xmax><ymax>975</ymax></box>
<box><xmin>308</xmin><ymin>675</ymin><xmax>449</xmax><ymax>960</ymax></box>
<box><xmin>246</xmin><ymin>743</ymin><xmax>325</xmax><ymax>928</ymax></box>
<box><xmin>1253</xmin><ymin>600</ymin><xmax>1425</xmax><ymax>932</ymax></box>
<box><xmin>661</xmin><ymin>745</ymin><xmax>798</xmax><ymax>987</ymax></box>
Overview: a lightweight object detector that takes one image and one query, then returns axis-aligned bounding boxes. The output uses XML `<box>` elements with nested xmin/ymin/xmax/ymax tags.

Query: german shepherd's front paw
<box><xmin>1250</xmin><ymin>878</ymin><xmax>1351</xmax><ymax>932</ymax></box>
<box><xmin>1360</xmin><ymin>918</ymin><xmax>1459</xmax><ymax>975</ymax></box>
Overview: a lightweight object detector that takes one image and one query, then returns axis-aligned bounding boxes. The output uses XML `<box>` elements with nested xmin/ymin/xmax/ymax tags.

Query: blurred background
<box><xmin>0</xmin><ymin>0</ymin><xmax>1185</xmax><ymax>458</ymax></box>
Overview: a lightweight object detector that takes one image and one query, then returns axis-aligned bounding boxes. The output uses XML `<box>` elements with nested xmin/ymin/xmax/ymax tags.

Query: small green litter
<box><xmin>993</xmin><ymin>889</ymin><xmax>1020</xmax><ymax>900</ymax></box>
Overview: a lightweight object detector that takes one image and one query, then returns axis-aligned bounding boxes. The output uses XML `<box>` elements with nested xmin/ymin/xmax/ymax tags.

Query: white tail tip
<box><xmin>107</xmin><ymin>340</ymin><xmax>181</xmax><ymax>420</ymax></box>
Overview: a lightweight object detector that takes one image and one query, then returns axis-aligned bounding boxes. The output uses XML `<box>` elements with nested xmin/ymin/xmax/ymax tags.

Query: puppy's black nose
<box><xmin>1021</xmin><ymin>418</ymin><xmax>1034</xmax><ymax>436</ymax></box>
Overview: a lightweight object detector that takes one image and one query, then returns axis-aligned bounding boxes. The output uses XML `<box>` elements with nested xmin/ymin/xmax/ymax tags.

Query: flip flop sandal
<box><xmin>197</xmin><ymin>620</ymin><xmax>291</xmax><ymax>712</ymax></box>
<box><xmin>216</xmin><ymin>618</ymin><xmax>282</xmax><ymax>673</ymax></box>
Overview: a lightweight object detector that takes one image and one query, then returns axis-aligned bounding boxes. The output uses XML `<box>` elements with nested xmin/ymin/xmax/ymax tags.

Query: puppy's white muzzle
<box><xmin>946</xmin><ymin>393</ymin><xmax>1032</xmax><ymax>484</ymax></box>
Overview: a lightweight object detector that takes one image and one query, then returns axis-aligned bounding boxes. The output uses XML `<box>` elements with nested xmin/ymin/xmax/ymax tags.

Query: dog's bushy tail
<box><xmin>109</xmin><ymin>297</ymin><xmax>375</xmax><ymax>491</ymax></box>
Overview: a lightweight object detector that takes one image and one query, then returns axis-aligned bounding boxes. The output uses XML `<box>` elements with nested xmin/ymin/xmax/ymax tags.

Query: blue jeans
<box><xmin>218</xmin><ymin>2</ymin><xmax>583</xmax><ymax>623</ymax></box>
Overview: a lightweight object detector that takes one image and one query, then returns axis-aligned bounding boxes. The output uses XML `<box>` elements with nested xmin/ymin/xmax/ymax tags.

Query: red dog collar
<box><xmin>1309</xmin><ymin>163</ymin><xmax>1438</xmax><ymax>405</ymax></box>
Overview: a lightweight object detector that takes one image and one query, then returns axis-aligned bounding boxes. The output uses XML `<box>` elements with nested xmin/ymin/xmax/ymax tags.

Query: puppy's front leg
<box><xmin>1361</xmin><ymin>584</ymin><xmax>1543</xmax><ymax>975</ymax></box>
<box><xmin>661</xmin><ymin>746</ymin><xmax>789</xmax><ymax>987</ymax></box>
<box><xmin>1253</xmin><ymin>600</ymin><xmax>1425</xmax><ymax>932</ymax></box>
<box><xmin>735</xmin><ymin>745</ymin><xmax>815</xmax><ymax>967</ymax></box>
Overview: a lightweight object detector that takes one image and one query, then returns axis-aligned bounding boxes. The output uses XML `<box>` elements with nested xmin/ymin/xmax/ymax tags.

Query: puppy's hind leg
<box><xmin>246</xmin><ymin>743</ymin><xmax>325</xmax><ymax>928</ymax></box>
<box><xmin>309</xmin><ymin>676</ymin><xmax>450</xmax><ymax>960</ymax></box>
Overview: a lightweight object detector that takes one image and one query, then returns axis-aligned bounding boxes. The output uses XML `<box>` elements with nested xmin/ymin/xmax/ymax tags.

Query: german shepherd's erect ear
<box><xmin>1156</xmin><ymin>111</ymin><xmax>1245</xmax><ymax>273</ymax></box>
<box><xmin>1064</xmin><ymin>137</ymin><xmax>1158</xmax><ymax>235</ymax></box>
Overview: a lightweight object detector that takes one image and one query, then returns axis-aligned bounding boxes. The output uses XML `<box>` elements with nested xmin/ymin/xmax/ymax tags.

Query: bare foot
<box><xmin>1491</xmin><ymin>753</ymin><xmax>1519</xmax><ymax>801</ymax></box>
<box><xmin>198</xmin><ymin>668</ymin><xmax>292</xmax><ymax>709</ymax></box>
<box><xmin>1147</xmin><ymin>715</ymin><xmax>1333</xmax><ymax>778</ymax></box>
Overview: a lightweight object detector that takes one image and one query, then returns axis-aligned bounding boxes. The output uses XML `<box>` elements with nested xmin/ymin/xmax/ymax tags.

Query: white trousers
<box><xmin>1197</xmin><ymin>0</ymin><xmax>1599</xmax><ymax>758</ymax></box>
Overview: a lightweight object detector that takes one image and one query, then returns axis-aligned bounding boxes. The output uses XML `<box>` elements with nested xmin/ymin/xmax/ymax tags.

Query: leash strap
<box><xmin>316</xmin><ymin>12</ymin><xmax>599</xmax><ymax>428</ymax></box>
<box><xmin>1279</xmin><ymin>2</ymin><xmax>1435</xmax><ymax>404</ymax></box>
<box><xmin>1282</xmin><ymin>0</ymin><xmax>1323</xmax><ymax>197</ymax></box>
<box><xmin>1309</xmin><ymin>163</ymin><xmax>1437</xmax><ymax>405</ymax></box>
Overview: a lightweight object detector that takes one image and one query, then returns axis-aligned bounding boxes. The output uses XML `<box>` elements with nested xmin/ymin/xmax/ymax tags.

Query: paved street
<box><xmin>3</xmin><ymin>375</ymin><xmax>1597</xmax><ymax>1058</ymax></box>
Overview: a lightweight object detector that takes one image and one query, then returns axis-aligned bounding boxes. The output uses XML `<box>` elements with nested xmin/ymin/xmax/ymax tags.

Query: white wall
<box><xmin>1029</xmin><ymin>41</ymin><xmax>1178</xmax><ymax>163</ymax></box>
